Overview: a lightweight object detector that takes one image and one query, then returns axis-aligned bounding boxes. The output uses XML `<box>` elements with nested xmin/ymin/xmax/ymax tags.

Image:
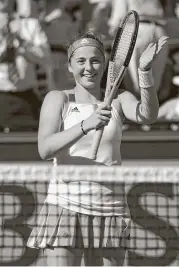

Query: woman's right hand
<box><xmin>83</xmin><ymin>102</ymin><xmax>112</xmax><ymax>132</ymax></box>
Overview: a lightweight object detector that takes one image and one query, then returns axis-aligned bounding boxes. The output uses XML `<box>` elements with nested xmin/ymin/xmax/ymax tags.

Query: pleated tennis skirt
<box><xmin>27</xmin><ymin>202</ymin><xmax>131</xmax><ymax>249</ymax></box>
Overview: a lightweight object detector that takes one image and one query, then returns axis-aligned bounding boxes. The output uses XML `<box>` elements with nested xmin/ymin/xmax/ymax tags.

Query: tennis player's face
<box><xmin>69</xmin><ymin>46</ymin><xmax>104</xmax><ymax>90</ymax></box>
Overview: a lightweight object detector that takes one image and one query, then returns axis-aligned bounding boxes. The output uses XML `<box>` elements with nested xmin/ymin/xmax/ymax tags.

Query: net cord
<box><xmin>0</xmin><ymin>165</ymin><xmax>179</xmax><ymax>183</ymax></box>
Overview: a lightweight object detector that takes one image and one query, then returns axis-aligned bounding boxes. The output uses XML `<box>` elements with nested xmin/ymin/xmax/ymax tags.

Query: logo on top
<box><xmin>71</xmin><ymin>107</ymin><xmax>80</xmax><ymax>112</ymax></box>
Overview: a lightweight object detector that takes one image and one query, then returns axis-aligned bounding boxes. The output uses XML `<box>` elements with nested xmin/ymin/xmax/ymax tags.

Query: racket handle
<box><xmin>89</xmin><ymin>67</ymin><xmax>126</xmax><ymax>160</ymax></box>
<box><xmin>89</xmin><ymin>127</ymin><xmax>104</xmax><ymax>160</ymax></box>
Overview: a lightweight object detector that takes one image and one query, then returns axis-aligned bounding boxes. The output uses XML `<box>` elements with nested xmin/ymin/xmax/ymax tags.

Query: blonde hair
<box><xmin>67</xmin><ymin>31</ymin><xmax>105</xmax><ymax>61</ymax></box>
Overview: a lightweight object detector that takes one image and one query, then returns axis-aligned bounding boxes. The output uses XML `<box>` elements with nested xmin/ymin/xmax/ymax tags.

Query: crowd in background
<box><xmin>0</xmin><ymin>0</ymin><xmax>179</xmax><ymax>132</ymax></box>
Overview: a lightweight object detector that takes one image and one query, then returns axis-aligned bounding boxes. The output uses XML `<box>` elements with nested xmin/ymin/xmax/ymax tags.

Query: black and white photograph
<box><xmin>0</xmin><ymin>0</ymin><xmax>179</xmax><ymax>266</ymax></box>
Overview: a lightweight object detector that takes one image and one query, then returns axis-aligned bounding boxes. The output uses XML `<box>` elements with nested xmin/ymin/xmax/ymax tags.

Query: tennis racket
<box><xmin>89</xmin><ymin>10</ymin><xmax>139</xmax><ymax>160</ymax></box>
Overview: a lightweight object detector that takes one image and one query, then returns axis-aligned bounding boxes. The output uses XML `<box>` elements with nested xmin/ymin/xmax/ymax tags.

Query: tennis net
<box><xmin>0</xmin><ymin>164</ymin><xmax>179</xmax><ymax>266</ymax></box>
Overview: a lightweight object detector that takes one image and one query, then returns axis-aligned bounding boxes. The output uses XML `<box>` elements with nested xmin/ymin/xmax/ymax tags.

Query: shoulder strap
<box><xmin>68</xmin><ymin>93</ymin><xmax>75</xmax><ymax>102</ymax></box>
<box><xmin>62</xmin><ymin>91</ymin><xmax>76</xmax><ymax>121</ymax></box>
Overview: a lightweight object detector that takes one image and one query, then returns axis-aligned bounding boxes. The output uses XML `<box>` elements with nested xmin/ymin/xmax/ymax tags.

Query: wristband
<box><xmin>138</xmin><ymin>68</ymin><xmax>154</xmax><ymax>88</ymax></box>
<box><xmin>81</xmin><ymin>120</ymin><xmax>87</xmax><ymax>135</ymax></box>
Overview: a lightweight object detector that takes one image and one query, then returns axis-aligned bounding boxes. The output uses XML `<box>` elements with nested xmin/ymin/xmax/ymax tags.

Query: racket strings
<box><xmin>113</xmin><ymin>15</ymin><xmax>136</xmax><ymax>80</ymax></box>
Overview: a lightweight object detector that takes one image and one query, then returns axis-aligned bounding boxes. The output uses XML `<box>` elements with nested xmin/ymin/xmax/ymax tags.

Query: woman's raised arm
<box><xmin>119</xmin><ymin>36</ymin><xmax>168</xmax><ymax>124</ymax></box>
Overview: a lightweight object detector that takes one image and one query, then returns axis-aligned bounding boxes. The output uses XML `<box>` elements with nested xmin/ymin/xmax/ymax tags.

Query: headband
<box><xmin>68</xmin><ymin>38</ymin><xmax>105</xmax><ymax>61</ymax></box>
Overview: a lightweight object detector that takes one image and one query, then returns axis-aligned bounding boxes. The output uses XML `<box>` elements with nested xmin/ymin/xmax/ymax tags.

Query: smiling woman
<box><xmin>67</xmin><ymin>34</ymin><xmax>105</xmax><ymax>98</ymax></box>
<box><xmin>27</xmin><ymin>31</ymin><xmax>167</xmax><ymax>266</ymax></box>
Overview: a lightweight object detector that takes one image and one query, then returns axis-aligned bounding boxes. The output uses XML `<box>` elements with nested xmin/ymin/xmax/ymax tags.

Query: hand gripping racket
<box><xmin>89</xmin><ymin>10</ymin><xmax>139</xmax><ymax>160</ymax></box>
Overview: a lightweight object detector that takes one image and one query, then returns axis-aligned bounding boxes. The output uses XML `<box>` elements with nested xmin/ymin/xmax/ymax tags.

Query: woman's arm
<box><xmin>119</xmin><ymin>86</ymin><xmax>159</xmax><ymax>124</ymax></box>
<box><xmin>119</xmin><ymin>36</ymin><xmax>168</xmax><ymax>124</ymax></box>
<box><xmin>108</xmin><ymin>0</ymin><xmax>128</xmax><ymax>36</ymax></box>
<box><xmin>38</xmin><ymin>91</ymin><xmax>112</xmax><ymax>160</ymax></box>
<box><xmin>38</xmin><ymin>91</ymin><xmax>88</xmax><ymax>160</ymax></box>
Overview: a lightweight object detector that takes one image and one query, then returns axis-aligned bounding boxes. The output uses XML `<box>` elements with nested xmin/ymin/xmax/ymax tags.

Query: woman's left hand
<box><xmin>139</xmin><ymin>36</ymin><xmax>169</xmax><ymax>71</ymax></box>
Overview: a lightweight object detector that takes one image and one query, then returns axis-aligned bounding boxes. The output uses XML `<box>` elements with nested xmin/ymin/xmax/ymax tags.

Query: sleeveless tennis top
<box><xmin>54</xmin><ymin>100</ymin><xmax>123</xmax><ymax>166</ymax></box>
<box><xmin>46</xmin><ymin>98</ymin><xmax>129</xmax><ymax>216</ymax></box>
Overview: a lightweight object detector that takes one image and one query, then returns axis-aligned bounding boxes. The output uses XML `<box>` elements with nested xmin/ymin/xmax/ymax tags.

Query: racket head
<box><xmin>108</xmin><ymin>10</ymin><xmax>139</xmax><ymax>86</ymax></box>
<box><xmin>92</xmin><ymin>11</ymin><xmax>139</xmax><ymax>159</ymax></box>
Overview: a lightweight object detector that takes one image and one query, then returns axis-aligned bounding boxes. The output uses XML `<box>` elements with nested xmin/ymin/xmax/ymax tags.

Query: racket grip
<box><xmin>89</xmin><ymin>127</ymin><xmax>104</xmax><ymax>160</ymax></box>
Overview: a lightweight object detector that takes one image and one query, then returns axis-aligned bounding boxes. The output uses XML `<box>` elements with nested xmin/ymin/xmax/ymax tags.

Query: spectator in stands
<box><xmin>87</xmin><ymin>0</ymin><xmax>111</xmax><ymax>37</ymax></box>
<box><xmin>158</xmin><ymin>96</ymin><xmax>179</xmax><ymax>121</ymax></box>
<box><xmin>15</xmin><ymin>0</ymin><xmax>32</xmax><ymax>18</ymax></box>
<box><xmin>158</xmin><ymin>74</ymin><xmax>179</xmax><ymax>121</ymax></box>
<box><xmin>64</xmin><ymin>0</ymin><xmax>82</xmax><ymax>22</ymax></box>
<box><xmin>0</xmin><ymin>0</ymin><xmax>55</xmax><ymax>132</ymax></box>
<box><xmin>175</xmin><ymin>1</ymin><xmax>179</xmax><ymax>17</ymax></box>
<box><xmin>108</xmin><ymin>0</ymin><xmax>169</xmax><ymax>103</ymax></box>
<box><xmin>63</xmin><ymin>0</ymin><xmax>83</xmax><ymax>35</ymax></box>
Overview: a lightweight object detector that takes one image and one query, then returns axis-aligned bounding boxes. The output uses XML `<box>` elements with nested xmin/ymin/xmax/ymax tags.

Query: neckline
<box><xmin>69</xmin><ymin>90</ymin><xmax>101</xmax><ymax>105</ymax></box>
<box><xmin>72</xmin><ymin>102</ymin><xmax>101</xmax><ymax>105</ymax></box>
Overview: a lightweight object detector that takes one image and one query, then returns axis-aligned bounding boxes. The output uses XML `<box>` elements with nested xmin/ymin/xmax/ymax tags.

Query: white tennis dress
<box><xmin>45</xmin><ymin>101</ymin><xmax>129</xmax><ymax>217</ymax></box>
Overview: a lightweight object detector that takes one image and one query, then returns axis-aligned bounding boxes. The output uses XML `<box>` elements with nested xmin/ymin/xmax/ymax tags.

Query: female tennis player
<box><xmin>27</xmin><ymin>32</ymin><xmax>168</xmax><ymax>266</ymax></box>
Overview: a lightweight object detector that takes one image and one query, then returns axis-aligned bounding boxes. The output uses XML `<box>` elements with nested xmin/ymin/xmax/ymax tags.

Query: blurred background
<box><xmin>0</xmin><ymin>0</ymin><xmax>179</xmax><ymax>161</ymax></box>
